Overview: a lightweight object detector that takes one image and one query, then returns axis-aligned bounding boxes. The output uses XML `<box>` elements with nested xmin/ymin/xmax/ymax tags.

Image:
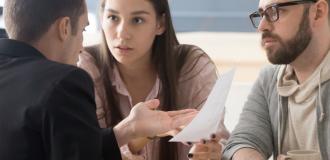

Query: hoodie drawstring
<box><xmin>277</xmin><ymin>95</ymin><xmax>282</xmax><ymax>156</ymax></box>
<box><xmin>318</xmin><ymin>69</ymin><xmax>325</xmax><ymax>122</ymax></box>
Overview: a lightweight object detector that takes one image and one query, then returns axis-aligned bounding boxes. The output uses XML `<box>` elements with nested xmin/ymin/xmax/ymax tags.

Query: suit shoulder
<box><xmin>32</xmin><ymin>59</ymin><xmax>92</xmax><ymax>83</ymax></box>
<box><xmin>22</xmin><ymin>59</ymin><xmax>94</xmax><ymax>104</ymax></box>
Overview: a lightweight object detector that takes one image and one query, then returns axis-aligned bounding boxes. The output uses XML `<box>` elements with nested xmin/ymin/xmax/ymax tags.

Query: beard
<box><xmin>262</xmin><ymin>8</ymin><xmax>312</xmax><ymax>65</ymax></box>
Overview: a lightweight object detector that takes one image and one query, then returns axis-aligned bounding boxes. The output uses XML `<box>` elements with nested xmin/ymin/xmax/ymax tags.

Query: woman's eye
<box><xmin>107</xmin><ymin>15</ymin><xmax>119</xmax><ymax>22</ymax></box>
<box><xmin>132</xmin><ymin>17</ymin><xmax>144</xmax><ymax>24</ymax></box>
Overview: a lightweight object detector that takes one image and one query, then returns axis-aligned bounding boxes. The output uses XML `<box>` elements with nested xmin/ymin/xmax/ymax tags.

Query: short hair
<box><xmin>328</xmin><ymin>0</ymin><xmax>330</xmax><ymax>18</ymax></box>
<box><xmin>4</xmin><ymin>0</ymin><xmax>86</xmax><ymax>42</ymax></box>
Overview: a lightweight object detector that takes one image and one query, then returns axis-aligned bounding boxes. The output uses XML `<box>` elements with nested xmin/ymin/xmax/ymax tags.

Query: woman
<box><xmin>78</xmin><ymin>0</ymin><xmax>229</xmax><ymax>159</ymax></box>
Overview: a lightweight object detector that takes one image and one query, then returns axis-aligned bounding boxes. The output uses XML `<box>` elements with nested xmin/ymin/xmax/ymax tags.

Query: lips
<box><xmin>262</xmin><ymin>37</ymin><xmax>277</xmax><ymax>47</ymax></box>
<box><xmin>115</xmin><ymin>45</ymin><xmax>133</xmax><ymax>52</ymax></box>
<box><xmin>261</xmin><ymin>32</ymin><xmax>279</xmax><ymax>47</ymax></box>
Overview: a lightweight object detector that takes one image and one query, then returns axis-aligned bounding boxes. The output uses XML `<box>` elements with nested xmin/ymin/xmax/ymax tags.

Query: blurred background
<box><xmin>0</xmin><ymin>0</ymin><xmax>270</xmax><ymax>132</ymax></box>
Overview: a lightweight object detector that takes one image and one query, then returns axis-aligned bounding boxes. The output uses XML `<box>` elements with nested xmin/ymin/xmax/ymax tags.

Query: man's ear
<box><xmin>310</xmin><ymin>0</ymin><xmax>328</xmax><ymax>27</ymax></box>
<box><xmin>156</xmin><ymin>14</ymin><xmax>166</xmax><ymax>35</ymax></box>
<box><xmin>57</xmin><ymin>17</ymin><xmax>71</xmax><ymax>41</ymax></box>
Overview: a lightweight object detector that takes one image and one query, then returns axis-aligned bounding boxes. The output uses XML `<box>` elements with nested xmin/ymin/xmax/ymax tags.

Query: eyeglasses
<box><xmin>249</xmin><ymin>0</ymin><xmax>316</xmax><ymax>28</ymax></box>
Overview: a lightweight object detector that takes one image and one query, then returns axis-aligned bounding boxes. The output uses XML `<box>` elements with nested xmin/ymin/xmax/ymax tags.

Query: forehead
<box><xmin>78</xmin><ymin>11</ymin><xmax>89</xmax><ymax>27</ymax></box>
<box><xmin>80</xmin><ymin>3</ymin><xmax>89</xmax><ymax>22</ymax></box>
<box><xmin>258</xmin><ymin>0</ymin><xmax>291</xmax><ymax>9</ymax></box>
<box><xmin>104</xmin><ymin>0</ymin><xmax>155</xmax><ymax>13</ymax></box>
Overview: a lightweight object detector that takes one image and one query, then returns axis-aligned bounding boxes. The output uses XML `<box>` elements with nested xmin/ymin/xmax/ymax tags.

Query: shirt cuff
<box><xmin>102</xmin><ymin>128</ymin><xmax>122</xmax><ymax>160</ymax></box>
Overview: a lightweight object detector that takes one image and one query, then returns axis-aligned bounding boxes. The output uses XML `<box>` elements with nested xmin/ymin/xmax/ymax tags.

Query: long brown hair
<box><xmin>91</xmin><ymin>0</ymin><xmax>184</xmax><ymax>159</ymax></box>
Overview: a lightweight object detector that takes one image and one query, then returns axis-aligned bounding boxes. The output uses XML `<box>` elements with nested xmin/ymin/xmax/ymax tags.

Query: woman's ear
<box><xmin>156</xmin><ymin>14</ymin><xmax>166</xmax><ymax>35</ymax></box>
<box><xmin>57</xmin><ymin>17</ymin><xmax>71</xmax><ymax>41</ymax></box>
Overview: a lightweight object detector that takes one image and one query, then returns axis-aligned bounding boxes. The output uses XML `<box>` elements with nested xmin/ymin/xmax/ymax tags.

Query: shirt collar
<box><xmin>110</xmin><ymin>64</ymin><xmax>161</xmax><ymax>100</ymax></box>
<box><xmin>0</xmin><ymin>39</ymin><xmax>45</xmax><ymax>58</ymax></box>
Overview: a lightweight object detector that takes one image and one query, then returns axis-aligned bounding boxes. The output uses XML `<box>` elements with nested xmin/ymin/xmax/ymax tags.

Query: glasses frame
<box><xmin>249</xmin><ymin>0</ymin><xmax>317</xmax><ymax>28</ymax></box>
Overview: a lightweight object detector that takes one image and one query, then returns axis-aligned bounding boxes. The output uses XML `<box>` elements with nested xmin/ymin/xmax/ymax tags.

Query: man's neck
<box><xmin>31</xmin><ymin>39</ymin><xmax>52</xmax><ymax>58</ymax></box>
<box><xmin>290</xmin><ymin>41</ymin><xmax>330</xmax><ymax>83</ymax></box>
<box><xmin>29</xmin><ymin>25</ymin><xmax>67</xmax><ymax>65</ymax></box>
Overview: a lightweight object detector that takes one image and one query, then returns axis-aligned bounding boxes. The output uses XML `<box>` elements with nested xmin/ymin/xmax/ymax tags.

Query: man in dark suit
<box><xmin>0</xmin><ymin>0</ymin><xmax>196</xmax><ymax>160</ymax></box>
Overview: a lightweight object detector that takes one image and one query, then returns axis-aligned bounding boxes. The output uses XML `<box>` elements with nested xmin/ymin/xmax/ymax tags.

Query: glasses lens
<box><xmin>250</xmin><ymin>12</ymin><xmax>261</xmax><ymax>28</ymax></box>
<box><xmin>265</xmin><ymin>6</ymin><xmax>278</xmax><ymax>22</ymax></box>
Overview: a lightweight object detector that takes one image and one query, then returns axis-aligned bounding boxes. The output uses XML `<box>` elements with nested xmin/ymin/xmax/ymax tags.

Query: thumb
<box><xmin>277</xmin><ymin>154</ymin><xmax>288</xmax><ymax>160</ymax></box>
<box><xmin>144</xmin><ymin>99</ymin><xmax>160</xmax><ymax>110</ymax></box>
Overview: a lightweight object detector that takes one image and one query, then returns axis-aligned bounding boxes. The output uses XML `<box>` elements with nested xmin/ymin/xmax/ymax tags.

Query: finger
<box><xmin>188</xmin><ymin>144</ymin><xmax>198</xmax><ymax>160</ymax></box>
<box><xmin>217</xmin><ymin>124</ymin><xmax>230</xmax><ymax>140</ymax></box>
<box><xmin>191</xmin><ymin>143</ymin><xmax>208</xmax><ymax>152</ymax></box>
<box><xmin>157</xmin><ymin>128</ymin><xmax>180</xmax><ymax>137</ymax></box>
<box><xmin>197</xmin><ymin>139</ymin><xmax>222</xmax><ymax>153</ymax></box>
<box><xmin>277</xmin><ymin>154</ymin><xmax>288</xmax><ymax>160</ymax></box>
<box><xmin>171</xmin><ymin>111</ymin><xmax>197</xmax><ymax>128</ymax></box>
<box><xmin>167</xmin><ymin>109</ymin><xmax>197</xmax><ymax>116</ymax></box>
<box><xmin>208</xmin><ymin>141</ymin><xmax>222</xmax><ymax>153</ymax></box>
<box><xmin>210</xmin><ymin>131</ymin><xmax>227</xmax><ymax>142</ymax></box>
<box><xmin>210</xmin><ymin>133</ymin><xmax>221</xmax><ymax>142</ymax></box>
<box><xmin>168</xmin><ymin>129</ymin><xmax>180</xmax><ymax>136</ymax></box>
<box><xmin>188</xmin><ymin>140</ymin><xmax>222</xmax><ymax>160</ymax></box>
<box><xmin>188</xmin><ymin>152</ymin><xmax>221</xmax><ymax>160</ymax></box>
<box><xmin>183</xmin><ymin>141</ymin><xmax>193</xmax><ymax>146</ymax></box>
<box><xmin>177</xmin><ymin>125</ymin><xmax>185</xmax><ymax>130</ymax></box>
<box><xmin>164</xmin><ymin>126</ymin><xmax>184</xmax><ymax>137</ymax></box>
<box><xmin>172</xmin><ymin>110</ymin><xmax>198</xmax><ymax>120</ymax></box>
<box><xmin>143</xmin><ymin>99</ymin><xmax>160</xmax><ymax>110</ymax></box>
<box><xmin>188</xmin><ymin>144</ymin><xmax>209</xmax><ymax>159</ymax></box>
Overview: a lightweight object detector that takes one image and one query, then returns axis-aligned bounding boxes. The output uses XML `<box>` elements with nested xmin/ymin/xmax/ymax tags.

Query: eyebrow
<box><xmin>131</xmin><ymin>10</ymin><xmax>150</xmax><ymax>15</ymax></box>
<box><xmin>105</xmin><ymin>9</ymin><xmax>119</xmax><ymax>14</ymax></box>
<box><xmin>105</xmin><ymin>8</ymin><xmax>151</xmax><ymax>15</ymax></box>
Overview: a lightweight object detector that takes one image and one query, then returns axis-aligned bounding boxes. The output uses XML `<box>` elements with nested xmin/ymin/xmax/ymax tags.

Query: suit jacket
<box><xmin>0</xmin><ymin>39</ymin><xmax>121</xmax><ymax>160</ymax></box>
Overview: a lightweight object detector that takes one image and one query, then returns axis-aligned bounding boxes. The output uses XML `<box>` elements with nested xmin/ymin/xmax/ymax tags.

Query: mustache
<box><xmin>262</xmin><ymin>31</ymin><xmax>280</xmax><ymax>40</ymax></box>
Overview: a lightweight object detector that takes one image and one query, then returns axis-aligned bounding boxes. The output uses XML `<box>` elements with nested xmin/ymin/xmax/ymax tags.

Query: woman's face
<box><xmin>102</xmin><ymin>0</ymin><xmax>165</xmax><ymax>66</ymax></box>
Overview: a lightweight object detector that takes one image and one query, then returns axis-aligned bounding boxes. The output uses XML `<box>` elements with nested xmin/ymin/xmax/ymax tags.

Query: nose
<box><xmin>257</xmin><ymin>16</ymin><xmax>273</xmax><ymax>33</ymax></box>
<box><xmin>117</xmin><ymin>21</ymin><xmax>131</xmax><ymax>40</ymax></box>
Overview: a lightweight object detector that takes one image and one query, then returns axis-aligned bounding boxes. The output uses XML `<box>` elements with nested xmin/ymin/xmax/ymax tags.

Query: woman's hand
<box><xmin>277</xmin><ymin>154</ymin><xmax>287</xmax><ymax>160</ymax></box>
<box><xmin>188</xmin><ymin>134</ymin><xmax>223</xmax><ymax>160</ymax></box>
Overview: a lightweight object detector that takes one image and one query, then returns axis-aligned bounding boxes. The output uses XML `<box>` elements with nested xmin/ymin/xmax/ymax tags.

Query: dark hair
<box><xmin>91</xmin><ymin>0</ymin><xmax>183</xmax><ymax>159</ymax></box>
<box><xmin>326</xmin><ymin>0</ymin><xmax>330</xmax><ymax>19</ymax></box>
<box><xmin>4</xmin><ymin>0</ymin><xmax>86</xmax><ymax>42</ymax></box>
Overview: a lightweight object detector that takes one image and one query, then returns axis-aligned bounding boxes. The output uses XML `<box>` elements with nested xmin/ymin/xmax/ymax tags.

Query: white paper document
<box><xmin>170</xmin><ymin>69</ymin><xmax>235</xmax><ymax>142</ymax></box>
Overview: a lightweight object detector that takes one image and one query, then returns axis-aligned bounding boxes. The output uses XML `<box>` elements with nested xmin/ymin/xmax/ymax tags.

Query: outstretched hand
<box><xmin>128</xmin><ymin>99</ymin><xmax>198</xmax><ymax>138</ymax></box>
<box><xmin>114</xmin><ymin>99</ymin><xmax>197</xmax><ymax>146</ymax></box>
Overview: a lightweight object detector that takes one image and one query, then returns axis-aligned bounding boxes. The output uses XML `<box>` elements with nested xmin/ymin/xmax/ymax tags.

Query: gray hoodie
<box><xmin>223</xmin><ymin>65</ymin><xmax>330</xmax><ymax>160</ymax></box>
